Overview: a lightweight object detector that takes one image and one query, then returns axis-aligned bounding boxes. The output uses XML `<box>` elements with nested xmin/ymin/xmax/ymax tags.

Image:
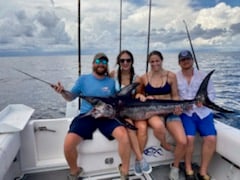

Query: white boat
<box><xmin>1</xmin><ymin>100</ymin><xmax>240</xmax><ymax>180</ymax></box>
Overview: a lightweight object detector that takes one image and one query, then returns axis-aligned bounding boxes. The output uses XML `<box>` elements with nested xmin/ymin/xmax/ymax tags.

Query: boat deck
<box><xmin>21</xmin><ymin>163</ymin><xmax>196</xmax><ymax>180</ymax></box>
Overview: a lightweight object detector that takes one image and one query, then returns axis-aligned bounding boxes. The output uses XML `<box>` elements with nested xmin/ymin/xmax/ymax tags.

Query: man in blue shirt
<box><xmin>53</xmin><ymin>53</ymin><xmax>131</xmax><ymax>180</ymax></box>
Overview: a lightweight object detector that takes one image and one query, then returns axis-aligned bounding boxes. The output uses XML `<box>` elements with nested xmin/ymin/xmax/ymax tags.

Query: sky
<box><xmin>0</xmin><ymin>0</ymin><xmax>240</xmax><ymax>56</ymax></box>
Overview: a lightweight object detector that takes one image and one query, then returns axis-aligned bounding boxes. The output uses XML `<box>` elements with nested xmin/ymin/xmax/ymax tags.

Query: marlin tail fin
<box><xmin>195</xmin><ymin>70</ymin><xmax>233</xmax><ymax>113</ymax></box>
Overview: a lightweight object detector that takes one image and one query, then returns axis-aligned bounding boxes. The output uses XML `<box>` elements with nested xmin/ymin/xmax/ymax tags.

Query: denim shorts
<box><xmin>68</xmin><ymin>113</ymin><xmax>122</xmax><ymax>140</ymax></box>
<box><xmin>165</xmin><ymin>113</ymin><xmax>181</xmax><ymax>122</ymax></box>
<box><xmin>180</xmin><ymin>113</ymin><xmax>217</xmax><ymax>136</ymax></box>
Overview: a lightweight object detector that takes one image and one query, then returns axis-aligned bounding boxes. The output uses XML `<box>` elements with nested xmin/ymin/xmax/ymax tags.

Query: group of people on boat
<box><xmin>53</xmin><ymin>49</ymin><xmax>216</xmax><ymax>180</ymax></box>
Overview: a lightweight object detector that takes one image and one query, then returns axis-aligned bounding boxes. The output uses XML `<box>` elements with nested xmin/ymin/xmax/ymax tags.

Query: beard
<box><xmin>93</xmin><ymin>65</ymin><xmax>108</xmax><ymax>76</ymax></box>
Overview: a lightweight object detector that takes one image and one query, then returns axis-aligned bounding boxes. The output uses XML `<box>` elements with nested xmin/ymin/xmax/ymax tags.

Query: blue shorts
<box><xmin>69</xmin><ymin>114</ymin><xmax>122</xmax><ymax>140</ymax></box>
<box><xmin>180</xmin><ymin>113</ymin><xmax>217</xmax><ymax>136</ymax></box>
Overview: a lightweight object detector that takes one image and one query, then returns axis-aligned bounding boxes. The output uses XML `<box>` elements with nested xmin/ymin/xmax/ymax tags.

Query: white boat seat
<box><xmin>78</xmin><ymin>127</ymin><xmax>175</xmax><ymax>154</ymax></box>
<box><xmin>0</xmin><ymin>133</ymin><xmax>21</xmax><ymax>180</ymax></box>
<box><xmin>0</xmin><ymin>104</ymin><xmax>34</xmax><ymax>179</ymax></box>
<box><xmin>78</xmin><ymin>130</ymin><xmax>118</xmax><ymax>154</ymax></box>
<box><xmin>76</xmin><ymin>127</ymin><xmax>177</xmax><ymax>174</ymax></box>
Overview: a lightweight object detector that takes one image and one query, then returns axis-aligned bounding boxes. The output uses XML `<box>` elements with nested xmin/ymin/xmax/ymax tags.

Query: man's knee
<box><xmin>203</xmin><ymin>135</ymin><xmax>216</xmax><ymax>145</ymax></box>
<box><xmin>113</xmin><ymin>126</ymin><xmax>129</xmax><ymax>142</ymax></box>
<box><xmin>64</xmin><ymin>133</ymin><xmax>82</xmax><ymax>151</ymax></box>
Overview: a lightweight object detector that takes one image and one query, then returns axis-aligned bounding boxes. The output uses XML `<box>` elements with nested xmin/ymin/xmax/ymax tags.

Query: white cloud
<box><xmin>0</xmin><ymin>0</ymin><xmax>75</xmax><ymax>54</ymax></box>
<box><xmin>193</xmin><ymin>3</ymin><xmax>240</xmax><ymax>50</ymax></box>
<box><xmin>196</xmin><ymin>3</ymin><xmax>240</xmax><ymax>29</ymax></box>
<box><xmin>0</xmin><ymin>0</ymin><xmax>239</xmax><ymax>56</ymax></box>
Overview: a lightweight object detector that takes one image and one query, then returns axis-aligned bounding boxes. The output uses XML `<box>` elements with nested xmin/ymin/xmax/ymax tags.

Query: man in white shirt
<box><xmin>176</xmin><ymin>50</ymin><xmax>216</xmax><ymax>180</ymax></box>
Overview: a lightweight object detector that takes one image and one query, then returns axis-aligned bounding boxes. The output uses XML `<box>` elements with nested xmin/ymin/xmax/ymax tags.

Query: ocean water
<box><xmin>0</xmin><ymin>52</ymin><xmax>240</xmax><ymax>128</ymax></box>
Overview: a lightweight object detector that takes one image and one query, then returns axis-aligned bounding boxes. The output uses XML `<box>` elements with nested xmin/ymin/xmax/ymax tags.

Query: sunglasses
<box><xmin>119</xmin><ymin>58</ymin><xmax>131</xmax><ymax>63</ymax></box>
<box><xmin>95</xmin><ymin>59</ymin><xmax>108</xmax><ymax>65</ymax></box>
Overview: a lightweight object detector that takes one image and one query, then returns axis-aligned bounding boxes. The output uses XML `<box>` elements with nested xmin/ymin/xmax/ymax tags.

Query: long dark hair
<box><xmin>116</xmin><ymin>50</ymin><xmax>135</xmax><ymax>88</ymax></box>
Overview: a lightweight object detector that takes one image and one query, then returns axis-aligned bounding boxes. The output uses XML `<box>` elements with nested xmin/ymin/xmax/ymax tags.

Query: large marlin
<box><xmin>80</xmin><ymin>70</ymin><xmax>233</xmax><ymax>127</ymax></box>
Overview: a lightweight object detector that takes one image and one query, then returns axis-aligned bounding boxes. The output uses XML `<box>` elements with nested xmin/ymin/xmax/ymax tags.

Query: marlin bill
<box><xmin>80</xmin><ymin>70</ymin><xmax>234</xmax><ymax>122</ymax></box>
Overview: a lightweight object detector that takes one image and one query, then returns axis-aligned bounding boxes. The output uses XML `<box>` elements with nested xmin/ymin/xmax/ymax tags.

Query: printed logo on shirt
<box><xmin>102</xmin><ymin>86</ymin><xmax>111</xmax><ymax>94</ymax></box>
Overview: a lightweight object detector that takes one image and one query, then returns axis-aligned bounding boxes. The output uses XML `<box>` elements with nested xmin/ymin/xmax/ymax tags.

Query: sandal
<box><xmin>67</xmin><ymin>167</ymin><xmax>84</xmax><ymax>180</ymax></box>
<box><xmin>185</xmin><ymin>170</ymin><xmax>196</xmax><ymax>180</ymax></box>
<box><xmin>118</xmin><ymin>164</ymin><xmax>129</xmax><ymax>180</ymax></box>
<box><xmin>197</xmin><ymin>173</ymin><xmax>211</xmax><ymax>180</ymax></box>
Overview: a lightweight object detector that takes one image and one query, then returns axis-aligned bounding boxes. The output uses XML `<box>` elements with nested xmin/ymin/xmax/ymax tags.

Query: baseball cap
<box><xmin>178</xmin><ymin>50</ymin><xmax>193</xmax><ymax>61</ymax></box>
<box><xmin>93</xmin><ymin>52</ymin><xmax>109</xmax><ymax>62</ymax></box>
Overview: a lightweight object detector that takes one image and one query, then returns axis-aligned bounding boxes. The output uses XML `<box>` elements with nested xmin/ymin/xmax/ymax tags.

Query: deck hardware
<box><xmin>34</xmin><ymin>126</ymin><xmax>56</xmax><ymax>133</ymax></box>
<box><xmin>105</xmin><ymin>157</ymin><xmax>114</xmax><ymax>164</ymax></box>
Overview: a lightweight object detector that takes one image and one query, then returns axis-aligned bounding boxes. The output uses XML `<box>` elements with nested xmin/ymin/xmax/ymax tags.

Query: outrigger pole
<box><xmin>183</xmin><ymin>20</ymin><xmax>199</xmax><ymax>70</ymax></box>
<box><xmin>78</xmin><ymin>0</ymin><xmax>81</xmax><ymax>109</ymax></box>
<box><xmin>119</xmin><ymin>0</ymin><xmax>122</xmax><ymax>52</ymax></box>
<box><xmin>146</xmin><ymin>0</ymin><xmax>152</xmax><ymax>73</ymax></box>
<box><xmin>78</xmin><ymin>0</ymin><xmax>81</xmax><ymax>76</ymax></box>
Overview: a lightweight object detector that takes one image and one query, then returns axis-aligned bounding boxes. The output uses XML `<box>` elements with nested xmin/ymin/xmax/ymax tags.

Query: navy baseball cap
<box><xmin>178</xmin><ymin>50</ymin><xmax>193</xmax><ymax>61</ymax></box>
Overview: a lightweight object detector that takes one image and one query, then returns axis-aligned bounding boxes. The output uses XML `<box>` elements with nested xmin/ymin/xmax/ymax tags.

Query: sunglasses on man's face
<box><xmin>95</xmin><ymin>59</ymin><xmax>108</xmax><ymax>65</ymax></box>
<box><xmin>119</xmin><ymin>58</ymin><xmax>131</xmax><ymax>63</ymax></box>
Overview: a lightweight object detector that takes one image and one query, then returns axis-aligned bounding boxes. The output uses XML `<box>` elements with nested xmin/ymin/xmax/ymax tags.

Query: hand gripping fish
<box><xmin>80</xmin><ymin>70</ymin><xmax>233</xmax><ymax>129</ymax></box>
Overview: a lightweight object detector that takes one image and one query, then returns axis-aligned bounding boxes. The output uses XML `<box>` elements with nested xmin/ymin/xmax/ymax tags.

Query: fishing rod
<box><xmin>183</xmin><ymin>20</ymin><xmax>199</xmax><ymax>70</ymax></box>
<box><xmin>146</xmin><ymin>0</ymin><xmax>152</xmax><ymax>73</ymax></box>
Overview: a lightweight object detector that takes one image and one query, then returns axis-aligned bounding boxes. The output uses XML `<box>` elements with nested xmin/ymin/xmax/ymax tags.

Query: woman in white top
<box><xmin>110</xmin><ymin>50</ymin><xmax>152</xmax><ymax>176</ymax></box>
